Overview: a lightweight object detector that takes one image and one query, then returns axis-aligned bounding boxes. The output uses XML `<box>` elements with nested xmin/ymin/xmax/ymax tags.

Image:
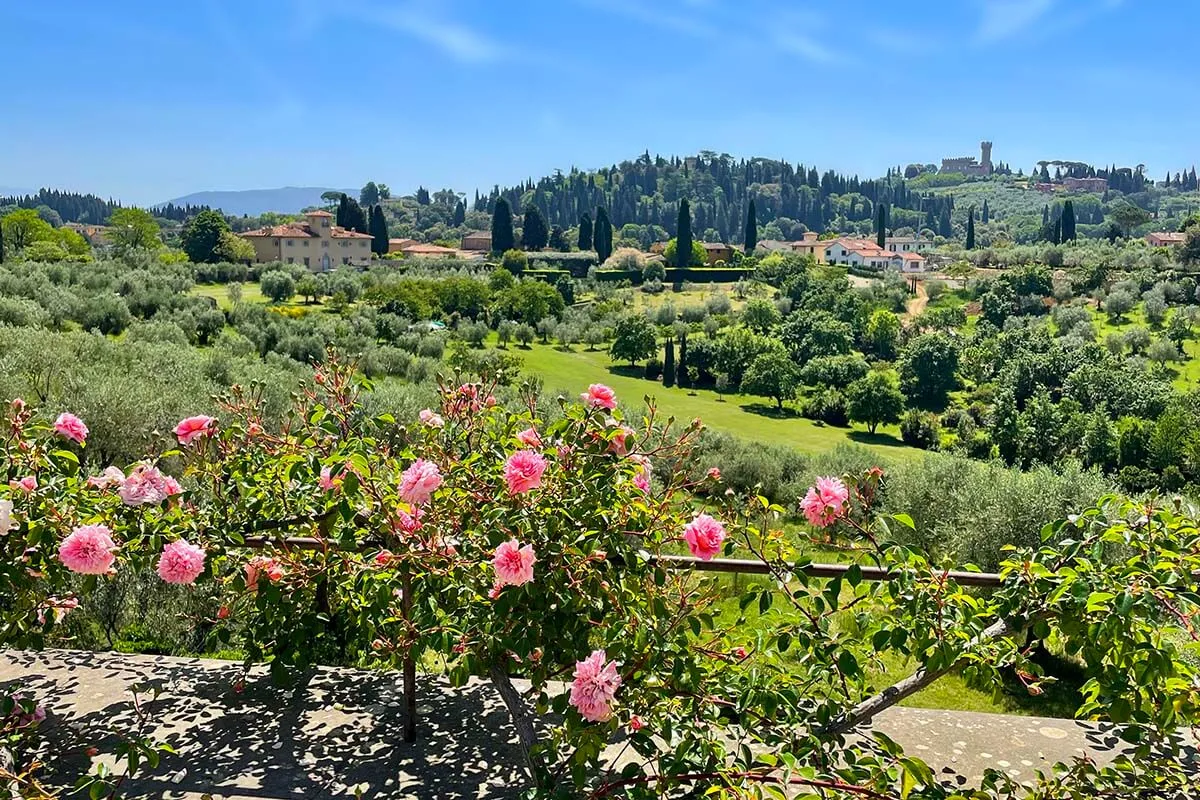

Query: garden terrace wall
<box><xmin>523</xmin><ymin>269</ymin><xmax>570</xmax><ymax>284</ymax></box>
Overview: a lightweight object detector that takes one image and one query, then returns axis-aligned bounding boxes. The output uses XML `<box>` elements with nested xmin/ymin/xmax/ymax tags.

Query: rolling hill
<box><xmin>157</xmin><ymin>186</ymin><xmax>350</xmax><ymax>217</ymax></box>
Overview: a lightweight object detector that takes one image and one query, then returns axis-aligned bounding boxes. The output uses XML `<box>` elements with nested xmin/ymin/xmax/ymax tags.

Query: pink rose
<box><xmin>53</xmin><ymin>412</ymin><xmax>89</xmax><ymax>445</ymax></box>
<box><xmin>570</xmin><ymin>649</ymin><xmax>621</xmax><ymax>722</ymax></box>
<box><xmin>86</xmin><ymin>466</ymin><xmax>125</xmax><ymax>490</ymax></box>
<box><xmin>418</xmin><ymin>409</ymin><xmax>445</xmax><ymax>428</ymax></box>
<box><xmin>173</xmin><ymin>415</ymin><xmax>216</xmax><ymax>445</ymax></box>
<box><xmin>395</xmin><ymin>506</ymin><xmax>422</xmax><ymax>534</ymax></box>
<box><xmin>16</xmin><ymin>476</ymin><xmax>37</xmax><ymax>493</ymax></box>
<box><xmin>59</xmin><ymin>524</ymin><xmax>117</xmax><ymax>575</ymax></box>
<box><xmin>156</xmin><ymin>540</ymin><xmax>206</xmax><ymax>585</ymax></box>
<box><xmin>800</xmin><ymin>476</ymin><xmax>849</xmax><ymax>528</ymax></box>
<box><xmin>492</xmin><ymin>539</ymin><xmax>536</xmax><ymax>587</ymax></box>
<box><xmin>399</xmin><ymin>459</ymin><xmax>442</xmax><ymax>505</ymax></box>
<box><xmin>504</xmin><ymin>450</ymin><xmax>547</xmax><ymax>495</ymax></box>
<box><xmin>683</xmin><ymin>513</ymin><xmax>726</xmax><ymax>561</ymax></box>
<box><xmin>707</xmin><ymin>467</ymin><xmax>721</xmax><ymax>481</ymax></box>
<box><xmin>628</xmin><ymin>715</ymin><xmax>645</xmax><ymax>732</ymax></box>
<box><xmin>581</xmin><ymin>384</ymin><xmax>617</xmax><ymax>410</ymax></box>
<box><xmin>606</xmin><ymin>419</ymin><xmax>634</xmax><ymax>455</ymax></box>
<box><xmin>516</xmin><ymin>427</ymin><xmax>542</xmax><ymax>448</ymax></box>
<box><xmin>118</xmin><ymin>463</ymin><xmax>176</xmax><ymax>506</ymax></box>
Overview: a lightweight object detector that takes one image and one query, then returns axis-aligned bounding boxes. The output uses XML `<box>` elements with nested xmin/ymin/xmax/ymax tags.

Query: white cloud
<box><xmin>368</xmin><ymin>6</ymin><xmax>508</xmax><ymax>63</ymax></box>
<box><xmin>771</xmin><ymin>31</ymin><xmax>838</xmax><ymax>64</ymax></box>
<box><xmin>975</xmin><ymin>0</ymin><xmax>1055</xmax><ymax>42</ymax></box>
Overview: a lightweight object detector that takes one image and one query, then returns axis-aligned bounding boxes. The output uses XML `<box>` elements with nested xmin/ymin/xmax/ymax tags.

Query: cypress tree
<box><xmin>522</xmin><ymin>204</ymin><xmax>549</xmax><ymax>251</ymax></box>
<box><xmin>491</xmin><ymin>198</ymin><xmax>515</xmax><ymax>253</ymax></box>
<box><xmin>344</xmin><ymin>198</ymin><xmax>369</xmax><ymax>234</ymax></box>
<box><xmin>578</xmin><ymin>212</ymin><xmax>593</xmax><ymax>251</ymax></box>
<box><xmin>336</xmin><ymin>194</ymin><xmax>349</xmax><ymax>229</ymax></box>
<box><xmin>744</xmin><ymin>199</ymin><xmax>757</xmax><ymax>254</ymax></box>
<box><xmin>676</xmin><ymin>199</ymin><xmax>693</xmax><ymax>268</ymax></box>
<box><xmin>452</xmin><ymin>200</ymin><xmax>466</xmax><ymax>227</ymax></box>
<box><xmin>677</xmin><ymin>334</ymin><xmax>690</xmax><ymax>388</ymax></box>
<box><xmin>965</xmin><ymin>207</ymin><xmax>976</xmax><ymax>249</ymax></box>
<box><xmin>594</xmin><ymin>207</ymin><xmax>613</xmax><ymax>262</ymax></box>
<box><xmin>875</xmin><ymin>202</ymin><xmax>887</xmax><ymax>249</ymax></box>
<box><xmin>938</xmin><ymin>207</ymin><xmax>953</xmax><ymax>238</ymax></box>
<box><xmin>662</xmin><ymin>338</ymin><xmax>675</xmax><ymax>387</ymax></box>
<box><xmin>369</xmin><ymin>205</ymin><xmax>389</xmax><ymax>256</ymax></box>
<box><xmin>981</xmin><ymin>199</ymin><xmax>990</xmax><ymax>224</ymax></box>
<box><xmin>1062</xmin><ymin>200</ymin><xmax>1077</xmax><ymax>242</ymax></box>
<box><xmin>1052</xmin><ymin>218</ymin><xmax>1062</xmax><ymax>245</ymax></box>
<box><xmin>1042</xmin><ymin>205</ymin><xmax>1050</xmax><ymax>227</ymax></box>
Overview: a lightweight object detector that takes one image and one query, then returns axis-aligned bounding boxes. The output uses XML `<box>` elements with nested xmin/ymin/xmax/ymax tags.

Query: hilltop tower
<box><xmin>980</xmin><ymin>141</ymin><xmax>993</xmax><ymax>174</ymax></box>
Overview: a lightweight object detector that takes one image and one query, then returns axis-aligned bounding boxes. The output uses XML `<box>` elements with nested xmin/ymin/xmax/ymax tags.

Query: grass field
<box><xmin>509</xmin><ymin>342</ymin><xmax>916</xmax><ymax>459</ymax></box>
<box><xmin>190</xmin><ymin>282</ymin><xmax>309</xmax><ymax>313</ymax></box>
<box><xmin>1086</xmin><ymin>305</ymin><xmax>1200</xmax><ymax>390</ymax></box>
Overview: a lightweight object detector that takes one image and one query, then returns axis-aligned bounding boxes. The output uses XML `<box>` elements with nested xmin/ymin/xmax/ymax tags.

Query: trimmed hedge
<box><xmin>524</xmin><ymin>269</ymin><xmax>570</xmax><ymax>284</ymax></box>
<box><xmin>528</xmin><ymin>251</ymin><xmax>598</xmax><ymax>277</ymax></box>
<box><xmin>593</xmin><ymin>267</ymin><xmax>756</xmax><ymax>285</ymax></box>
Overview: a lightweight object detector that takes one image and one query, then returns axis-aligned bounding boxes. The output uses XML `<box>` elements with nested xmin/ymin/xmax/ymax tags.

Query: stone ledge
<box><xmin>0</xmin><ymin>649</ymin><xmax>1185</xmax><ymax>799</ymax></box>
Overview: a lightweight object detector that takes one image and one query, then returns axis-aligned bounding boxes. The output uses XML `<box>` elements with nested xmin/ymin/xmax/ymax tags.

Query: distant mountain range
<box><xmin>156</xmin><ymin>186</ymin><xmax>351</xmax><ymax>217</ymax></box>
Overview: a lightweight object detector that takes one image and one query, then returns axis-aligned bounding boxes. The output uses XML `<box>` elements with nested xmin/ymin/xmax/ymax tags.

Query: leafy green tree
<box><xmin>744</xmin><ymin>199</ymin><xmax>757</xmax><ymax>254</ymax></box>
<box><xmin>360</xmin><ymin>182</ymin><xmax>380</xmax><ymax>207</ymax></box>
<box><xmin>741</xmin><ymin>348</ymin><xmax>800</xmax><ymax>409</ymax></box>
<box><xmin>181</xmin><ymin>210</ymin><xmax>230</xmax><ymax>264</ymax></box>
<box><xmin>965</xmin><ymin>206</ymin><xmax>975</xmax><ymax>250</ymax></box>
<box><xmin>296</xmin><ymin>276</ymin><xmax>321</xmax><ymax>304</ymax></box>
<box><xmin>875</xmin><ymin>202</ymin><xmax>886</xmax><ymax>249</ymax></box>
<box><xmin>492</xmin><ymin>279</ymin><xmax>564</xmax><ymax>326</ymax></box>
<box><xmin>1105</xmin><ymin>290</ymin><xmax>1135</xmax><ymax>322</ymax></box>
<box><xmin>780</xmin><ymin>311</ymin><xmax>853</xmax><ymax>364</ymax></box>
<box><xmin>643</xmin><ymin>260</ymin><xmax>666</xmax><ymax>282</ymax></box>
<box><xmin>320</xmin><ymin>190</ymin><xmax>342</xmax><ymax>209</ymax></box>
<box><xmin>1148</xmin><ymin>338</ymin><xmax>1181</xmax><ymax>372</ymax></box>
<box><xmin>522</xmin><ymin>204</ymin><xmax>549</xmax><ymax>251</ymax></box>
<box><xmin>675</xmin><ymin>200</ymin><xmax>693</xmax><ymax>268</ymax></box>
<box><xmin>578</xmin><ymin>213</ymin><xmax>593</xmax><ymax>251</ymax></box>
<box><xmin>1081</xmin><ymin>411</ymin><xmax>1117</xmax><ymax>470</ymax></box>
<box><xmin>1</xmin><ymin>209</ymin><xmax>53</xmax><ymax>251</ymax></box>
<box><xmin>415</xmin><ymin>187</ymin><xmax>431</xmax><ymax>205</ymax></box>
<box><xmin>489</xmin><ymin>266</ymin><xmax>516</xmax><ymax>291</ymax></box>
<box><xmin>714</xmin><ymin>328</ymin><xmax>773</xmax><ymax>387</ymax></box>
<box><xmin>214</xmin><ymin>230</ymin><xmax>255</xmax><ymax>263</ymax></box>
<box><xmin>846</xmin><ymin>371</ymin><xmax>904</xmax><ymax>434</ymax></box>
<box><xmin>108</xmin><ymin>208</ymin><xmax>161</xmax><ymax>251</ymax></box>
<box><xmin>195</xmin><ymin>308</ymin><xmax>226</xmax><ymax>346</ymax></box>
<box><xmin>898</xmin><ymin>332</ymin><xmax>959</xmax><ymax>410</ymax></box>
<box><xmin>609</xmin><ymin>314</ymin><xmax>657</xmax><ymax>366</ymax></box>
<box><xmin>594</xmin><ymin>207</ymin><xmax>613</xmax><ymax>262</ymax></box>
<box><xmin>1181</xmin><ymin>228</ymin><xmax>1200</xmax><ymax>266</ymax></box>
<box><xmin>663</xmin><ymin>238</ymin><xmax>705</xmax><ymax>268</ymax></box>
<box><xmin>549</xmin><ymin>226</ymin><xmax>567</xmax><ymax>251</ymax></box>
<box><xmin>501</xmin><ymin>248</ymin><xmax>527</xmax><ymax>275</ymax></box>
<box><xmin>260</xmin><ymin>270</ymin><xmax>296</xmax><ymax>303</ymax></box>
<box><xmin>742</xmin><ymin>298</ymin><xmax>780</xmax><ymax>334</ymax></box>
<box><xmin>343</xmin><ymin>198</ymin><xmax>369</xmax><ymax>234</ymax></box>
<box><xmin>554</xmin><ymin>274</ymin><xmax>575</xmax><ymax>305</ymax></box>
<box><xmin>1108</xmin><ymin>200</ymin><xmax>1150</xmax><ymax>236</ymax></box>
<box><xmin>864</xmin><ymin>309</ymin><xmax>900</xmax><ymax>360</ymax></box>
<box><xmin>491</xmin><ymin>198</ymin><xmax>515</xmax><ymax>253</ymax></box>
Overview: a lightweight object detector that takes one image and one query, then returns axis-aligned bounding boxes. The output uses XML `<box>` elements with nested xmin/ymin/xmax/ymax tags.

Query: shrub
<box><xmin>899</xmin><ymin>409</ymin><xmax>941</xmax><ymax>449</ymax></box>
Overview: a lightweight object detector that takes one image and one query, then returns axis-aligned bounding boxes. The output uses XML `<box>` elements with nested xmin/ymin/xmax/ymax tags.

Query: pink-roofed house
<box><xmin>240</xmin><ymin>210</ymin><xmax>373</xmax><ymax>271</ymax></box>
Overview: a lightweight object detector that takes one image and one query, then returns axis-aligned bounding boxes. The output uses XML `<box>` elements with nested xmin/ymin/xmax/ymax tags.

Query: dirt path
<box><xmin>905</xmin><ymin>279</ymin><xmax>929</xmax><ymax>319</ymax></box>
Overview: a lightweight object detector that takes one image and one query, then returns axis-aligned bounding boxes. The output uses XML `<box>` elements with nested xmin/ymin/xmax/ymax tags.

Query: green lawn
<box><xmin>190</xmin><ymin>281</ymin><xmax>309</xmax><ymax>313</ymax></box>
<box><xmin>509</xmin><ymin>342</ymin><xmax>917</xmax><ymax>459</ymax></box>
<box><xmin>1086</xmin><ymin>304</ymin><xmax>1200</xmax><ymax>390</ymax></box>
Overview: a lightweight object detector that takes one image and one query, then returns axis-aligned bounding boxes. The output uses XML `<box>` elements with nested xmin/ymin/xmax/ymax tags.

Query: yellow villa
<box><xmin>240</xmin><ymin>210</ymin><xmax>372</xmax><ymax>271</ymax></box>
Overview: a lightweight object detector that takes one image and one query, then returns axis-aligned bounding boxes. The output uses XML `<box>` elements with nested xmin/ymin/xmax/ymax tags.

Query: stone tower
<box><xmin>980</xmin><ymin>141</ymin><xmax>993</xmax><ymax>174</ymax></box>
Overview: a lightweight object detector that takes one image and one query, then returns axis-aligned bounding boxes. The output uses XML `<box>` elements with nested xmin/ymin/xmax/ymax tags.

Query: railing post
<box><xmin>401</xmin><ymin>565</ymin><xmax>417</xmax><ymax>743</ymax></box>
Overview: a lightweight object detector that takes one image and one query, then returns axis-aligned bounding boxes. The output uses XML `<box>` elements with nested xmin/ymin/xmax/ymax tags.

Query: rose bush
<box><xmin>2</xmin><ymin>361</ymin><xmax>1200</xmax><ymax>798</ymax></box>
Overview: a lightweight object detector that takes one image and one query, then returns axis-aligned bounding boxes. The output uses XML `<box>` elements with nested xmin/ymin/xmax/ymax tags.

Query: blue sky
<box><xmin>2</xmin><ymin>0</ymin><xmax>1195</xmax><ymax>205</ymax></box>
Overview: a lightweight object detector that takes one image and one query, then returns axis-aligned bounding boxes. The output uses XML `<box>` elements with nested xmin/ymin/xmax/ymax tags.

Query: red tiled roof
<box><xmin>241</xmin><ymin>224</ymin><xmax>316</xmax><ymax>238</ymax></box>
<box><xmin>331</xmin><ymin>227</ymin><xmax>372</xmax><ymax>239</ymax></box>
<box><xmin>899</xmin><ymin>252</ymin><xmax>926</xmax><ymax>261</ymax></box>
<box><xmin>305</xmin><ymin>209</ymin><xmax>333</xmax><ymax>217</ymax></box>
<box><xmin>402</xmin><ymin>243</ymin><xmax>457</xmax><ymax>254</ymax></box>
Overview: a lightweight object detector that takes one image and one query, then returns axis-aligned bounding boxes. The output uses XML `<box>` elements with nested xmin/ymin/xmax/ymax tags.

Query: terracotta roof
<box><xmin>402</xmin><ymin>243</ymin><xmax>457</xmax><ymax>254</ymax></box>
<box><xmin>241</xmin><ymin>224</ymin><xmax>316</xmax><ymax>238</ymax></box>
<box><xmin>899</xmin><ymin>252</ymin><xmax>926</xmax><ymax>261</ymax></box>
<box><xmin>827</xmin><ymin>238</ymin><xmax>890</xmax><ymax>257</ymax></box>
<box><xmin>331</xmin><ymin>227</ymin><xmax>372</xmax><ymax>239</ymax></box>
<box><xmin>1148</xmin><ymin>232</ymin><xmax>1187</xmax><ymax>243</ymax></box>
<box><xmin>701</xmin><ymin>242</ymin><xmax>732</xmax><ymax>250</ymax></box>
<box><xmin>305</xmin><ymin>209</ymin><xmax>333</xmax><ymax>217</ymax></box>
